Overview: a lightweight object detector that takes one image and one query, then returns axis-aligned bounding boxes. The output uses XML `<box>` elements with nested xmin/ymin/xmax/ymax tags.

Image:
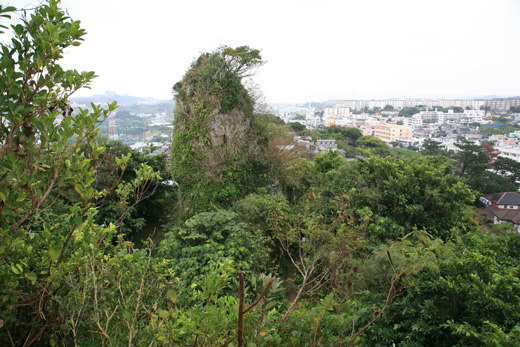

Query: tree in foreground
<box><xmin>0</xmin><ymin>2</ymin><xmax>161</xmax><ymax>345</ymax></box>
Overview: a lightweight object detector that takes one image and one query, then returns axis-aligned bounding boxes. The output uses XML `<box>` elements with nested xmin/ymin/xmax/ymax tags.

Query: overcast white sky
<box><xmin>6</xmin><ymin>0</ymin><xmax>520</xmax><ymax>103</ymax></box>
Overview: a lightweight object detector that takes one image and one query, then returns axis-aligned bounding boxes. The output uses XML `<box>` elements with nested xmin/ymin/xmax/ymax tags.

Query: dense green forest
<box><xmin>1</xmin><ymin>2</ymin><xmax>520</xmax><ymax>346</ymax></box>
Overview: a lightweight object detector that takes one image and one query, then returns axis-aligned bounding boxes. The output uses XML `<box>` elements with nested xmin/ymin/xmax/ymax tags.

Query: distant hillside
<box><xmin>70</xmin><ymin>91</ymin><xmax>173</xmax><ymax>106</ymax></box>
<box><xmin>117</xmin><ymin>102</ymin><xmax>175</xmax><ymax>115</ymax></box>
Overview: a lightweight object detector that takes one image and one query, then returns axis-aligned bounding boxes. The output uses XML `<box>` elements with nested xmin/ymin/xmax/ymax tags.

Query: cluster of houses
<box><xmin>278</xmin><ymin>102</ymin><xmax>520</xmax><ymax>162</ymax></box>
<box><xmin>481</xmin><ymin>192</ymin><xmax>520</xmax><ymax>231</ymax></box>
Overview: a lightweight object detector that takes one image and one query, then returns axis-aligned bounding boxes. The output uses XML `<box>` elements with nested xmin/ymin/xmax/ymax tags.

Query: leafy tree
<box><xmin>231</xmin><ymin>192</ymin><xmax>293</xmax><ymax>265</ymax></box>
<box><xmin>0</xmin><ymin>3</ymin><xmax>162</xmax><ymax>344</ymax></box>
<box><xmin>422</xmin><ymin>138</ymin><xmax>444</xmax><ymax>156</ymax></box>
<box><xmin>88</xmin><ymin>139</ymin><xmax>174</xmax><ymax>236</ymax></box>
<box><xmin>364</xmin><ymin>227</ymin><xmax>520</xmax><ymax>346</ymax></box>
<box><xmin>255</xmin><ymin>113</ymin><xmax>285</xmax><ymax>125</ymax></box>
<box><xmin>356</xmin><ymin>135</ymin><xmax>389</xmax><ymax>149</ymax></box>
<box><xmin>451</xmin><ymin>106</ymin><xmax>464</xmax><ymax>113</ymax></box>
<box><xmin>383</xmin><ymin>104</ymin><xmax>394</xmax><ymax>111</ymax></box>
<box><xmin>453</xmin><ymin>140</ymin><xmax>490</xmax><ymax>192</ymax></box>
<box><xmin>399</xmin><ymin>107</ymin><xmax>420</xmax><ymax>117</ymax></box>
<box><xmin>158</xmin><ymin>210</ymin><xmax>268</xmax><ymax>296</ymax></box>
<box><xmin>314</xmin><ymin>150</ymin><xmax>347</xmax><ymax>175</ymax></box>
<box><xmin>272</xmin><ymin>200</ymin><xmax>366</xmax><ymax>322</ymax></box>
<box><xmin>510</xmin><ymin>106</ymin><xmax>520</xmax><ymax>113</ymax></box>
<box><xmin>319</xmin><ymin>155</ymin><xmax>476</xmax><ymax>239</ymax></box>
<box><xmin>290</xmin><ymin>121</ymin><xmax>307</xmax><ymax>132</ymax></box>
<box><xmin>493</xmin><ymin>157</ymin><xmax>520</xmax><ymax>189</ymax></box>
<box><xmin>322</xmin><ymin>125</ymin><xmax>362</xmax><ymax>146</ymax></box>
<box><xmin>0</xmin><ymin>2</ymin><xmax>106</xmax><ymax>340</ymax></box>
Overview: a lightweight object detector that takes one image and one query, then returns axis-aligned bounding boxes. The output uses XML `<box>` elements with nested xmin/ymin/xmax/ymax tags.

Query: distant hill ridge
<box><xmin>70</xmin><ymin>91</ymin><xmax>173</xmax><ymax>106</ymax></box>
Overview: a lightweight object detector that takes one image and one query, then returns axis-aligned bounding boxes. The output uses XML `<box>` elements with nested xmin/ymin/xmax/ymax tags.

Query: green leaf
<box><xmin>49</xmin><ymin>248</ymin><xmax>60</xmax><ymax>261</ymax></box>
<box><xmin>157</xmin><ymin>309</ymin><xmax>169</xmax><ymax>319</ymax></box>
<box><xmin>167</xmin><ymin>289</ymin><xmax>177</xmax><ymax>303</ymax></box>
<box><xmin>11</xmin><ymin>263</ymin><xmax>22</xmax><ymax>275</ymax></box>
<box><xmin>25</xmin><ymin>272</ymin><xmax>37</xmax><ymax>284</ymax></box>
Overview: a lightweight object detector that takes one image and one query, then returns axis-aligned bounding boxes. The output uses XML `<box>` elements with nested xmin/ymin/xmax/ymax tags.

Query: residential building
<box><xmin>375</xmin><ymin>123</ymin><xmax>413</xmax><ymax>142</ymax></box>
<box><xmin>481</xmin><ymin>192</ymin><xmax>520</xmax><ymax>230</ymax></box>
<box><xmin>335</xmin><ymin>98</ymin><xmax>519</xmax><ymax>111</ymax></box>
<box><xmin>481</xmin><ymin>192</ymin><xmax>520</xmax><ymax>209</ymax></box>
<box><xmin>323</xmin><ymin>107</ymin><xmax>350</xmax><ymax>119</ymax></box>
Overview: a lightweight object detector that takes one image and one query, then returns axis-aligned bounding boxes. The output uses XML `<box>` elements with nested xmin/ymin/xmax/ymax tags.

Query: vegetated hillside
<box><xmin>1</xmin><ymin>2</ymin><xmax>520</xmax><ymax>346</ymax></box>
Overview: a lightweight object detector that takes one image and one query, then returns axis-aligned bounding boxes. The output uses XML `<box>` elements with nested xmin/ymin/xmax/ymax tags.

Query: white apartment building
<box><xmin>336</xmin><ymin>98</ymin><xmax>516</xmax><ymax>111</ymax></box>
<box><xmin>418</xmin><ymin>110</ymin><xmax>484</xmax><ymax>124</ymax></box>
<box><xmin>323</xmin><ymin>107</ymin><xmax>351</xmax><ymax>119</ymax></box>
<box><xmin>397</xmin><ymin>115</ymin><xmax>423</xmax><ymax>126</ymax></box>
<box><xmin>497</xmin><ymin>146</ymin><xmax>520</xmax><ymax>162</ymax></box>
<box><xmin>486</xmin><ymin>99</ymin><xmax>520</xmax><ymax>111</ymax></box>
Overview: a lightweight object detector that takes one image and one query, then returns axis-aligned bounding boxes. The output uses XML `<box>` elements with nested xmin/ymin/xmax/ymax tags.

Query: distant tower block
<box><xmin>108</xmin><ymin>115</ymin><xmax>117</xmax><ymax>140</ymax></box>
<box><xmin>326</xmin><ymin>116</ymin><xmax>336</xmax><ymax>127</ymax></box>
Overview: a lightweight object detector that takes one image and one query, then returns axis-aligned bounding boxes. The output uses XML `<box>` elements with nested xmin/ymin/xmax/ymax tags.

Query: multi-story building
<box><xmin>323</xmin><ymin>107</ymin><xmax>350</xmax><ymax>119</ymax></box>
<box><xmin>418</xmin><ymin>110</ymin><xmax>484</xmax><ymax>124</ymax></box>
<box><xmin>375</xmin><ymin>123</ymin><xmax>413</xmax><ymax>142</ymax></box>
<box><xmin>485</xmin><ymin>99</ymin><xmax>520</xmax><ymax>111</ymax></box>
<box><xmin>335</xmin><ymin>98</ymin><xmax>519</xmax><ymax>111</ymax></box>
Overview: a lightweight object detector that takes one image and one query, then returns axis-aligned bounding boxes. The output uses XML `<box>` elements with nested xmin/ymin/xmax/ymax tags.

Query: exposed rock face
<box><xmin>208</xmin><ymin>111</ymin><xmax>249</xmax><ymax>148</ymax></box>
<box><xmin>170</xmin><ymin>46</ymin><xmax>264</xmax><ymax>213</ymax></box>
<box><xmin>191</xmin><ymin>109</ymin><xmax>255</xmax><ymax>179</ymax></box>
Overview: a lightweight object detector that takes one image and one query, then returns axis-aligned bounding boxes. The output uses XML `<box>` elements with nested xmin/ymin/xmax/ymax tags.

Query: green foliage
<box><xmin>322</xmin><ymin>125</ymin><xmax>363</xmax><ymax>146</ymax></box>
<box><xmin>0</xmin><ymin>3</ymin><xmax>161</xmax><ymax>344</ymax></box>
<box><xmin>319</xmin><ymin>155</ymin><xmax>476</xmax><ymax>239</ymax></box>
<box><xmin>255</xmin><ymin>113</ymin><xmax>285</xmax><ymax>125</ymax></box>
<box><xmin>480</xmin><ymin>124</ymin><xmax>519</xmax><ymax>136</ymax></box>
<box><xmin>232</xmin><ymin>192</ymin><xmax>293</xmax><ymax>238</ymax></box>
<box><xmin>314</xmin><ymin>149</ymin><xmax>348</xmax><ymax>175</ymax></box>
<box><xmin>158</xmin><ymin>210</ymin><xmax>268</xmax><ymax>296</ymax></box>
<box><xmin>89</xmin><ymin>139</ymin><xmax>174</xmax><ymax>234</ymax></box>
<box><xmin>388</xmin><ymin>147</ymin><xmax>422</xmax><ymax>159</ymax></box>
<box><xmin>154</xmin><ymin>261</ymin><xmax>286</xmax><ymax>346</ymax></box>
<box><xmin>452</xmin><ymin>139</ymin><xmax>495</xmax><ymax>193</ymax></box>
<box><xmin>422</xmin><ymin>138</ymin><xmax>444</xmax><ymax>156</ymax></box>
<box><xmin>58</xmin><ymin>239</ymin><xmax>171</xmax><ymax>345</ymax></box>
<box><xmin>399</xmin><ymin>107</ymin><xmax>421</xmax><ymax>117</ymax></box>
<box><xmin>289</xmin><ymin>121</ymin><xmax>306</xmax><ymax>132</ymax></box>
<box><xmin>356</xmin><ymin>135</ymin><xmax>390</xmax><ymax>149</ymax></box>
<box><xmin>364</xmin><ymin>227</ymin><xmax>520</xmax><ymax>346</ymax></box>
<box><xmin>493</xmin><ymin>157</ymin><xmax>520</xmax><ymax>190</ymax></box>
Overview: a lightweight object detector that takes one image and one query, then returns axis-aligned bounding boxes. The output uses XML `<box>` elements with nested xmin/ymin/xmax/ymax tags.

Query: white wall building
<box><xmin>335</xmin><ymin>98</ymin><xmax>516</xmax><ymax>111</ymax></box>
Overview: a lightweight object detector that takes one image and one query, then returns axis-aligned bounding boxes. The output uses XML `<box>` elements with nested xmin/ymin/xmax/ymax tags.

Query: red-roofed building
<box><xmin>481</xmin><ymin>192</ymin><xmax>520</xmax><ymax>230</ymax></box>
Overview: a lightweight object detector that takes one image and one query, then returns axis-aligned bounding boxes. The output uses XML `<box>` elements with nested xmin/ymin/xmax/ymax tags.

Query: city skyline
<box><xmin>4</xmin><ymin>0</ymin><xmax>520</xmax><ymax>103</ymax></box>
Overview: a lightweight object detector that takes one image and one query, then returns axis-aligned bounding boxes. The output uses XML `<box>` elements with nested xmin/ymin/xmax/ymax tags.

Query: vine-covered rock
<box><xmin>171</xmin><ymin>46</ymin><xmax>266</xmax><ymax>214</ymax></box>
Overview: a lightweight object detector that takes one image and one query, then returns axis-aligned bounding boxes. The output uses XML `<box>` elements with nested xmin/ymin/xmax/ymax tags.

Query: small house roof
<box><xmin>482</xmin><ymin>192</ymin><xmax>520</xmax><ymax>206</ymax></box>
<box><xmin>493</xmin><ymin>209</ymin><xmax>520</xmax><ymax>224</ymax></box>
